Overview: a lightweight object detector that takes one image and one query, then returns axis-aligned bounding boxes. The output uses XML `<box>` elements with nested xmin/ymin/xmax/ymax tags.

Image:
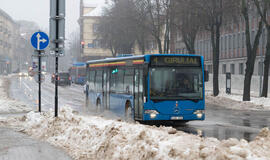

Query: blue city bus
<box><xmin>85</xmin><ymin>54</ymin><xmax>208</xmax><ymax>124</ymax></box>
<box><xmin>69</xmin><ymin>62</ymin><xmax>86</xmax><ymax>85</ymax></box>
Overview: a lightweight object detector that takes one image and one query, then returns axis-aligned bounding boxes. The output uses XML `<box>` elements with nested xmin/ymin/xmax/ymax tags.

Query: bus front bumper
<box><xmin>143</xmin><ymin>110</ymin><xmax>205</xmax><ymax>121</ymax></box>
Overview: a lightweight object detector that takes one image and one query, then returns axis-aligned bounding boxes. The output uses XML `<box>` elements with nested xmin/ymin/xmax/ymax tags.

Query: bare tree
<box><xmin>197</xmin><ymin>0</ymin><xmax>239</xmax><ymax>96</ymax></box>
<box><xmin>133</xmin><ymin>0</ymin><xmax>151</xmax><ymax>54</ymax></box>
<box><xmin>241</xmin><ymin>0</ymin><xmax>263</xmax><ymax>101</ymax></box>
<box><xmin>174</xmin><ymin>0</ymin><xmax>202</xmax><ymax>54</ymax></box>
<box><xmin>254</xmin><ymin>0</ymin><xmax>269</xmax><ymax>97</ymax></box>
<box><xmin>97</xmin><ymin>0</ymin><xmax>137</xmax><ymax>57</ymax></box>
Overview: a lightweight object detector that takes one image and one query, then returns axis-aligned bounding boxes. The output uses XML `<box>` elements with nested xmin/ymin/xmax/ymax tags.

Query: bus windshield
<box><xmin>150</xmin><ymin>67</ymin><xmax>203</xmax><ymax>100</ymax></box>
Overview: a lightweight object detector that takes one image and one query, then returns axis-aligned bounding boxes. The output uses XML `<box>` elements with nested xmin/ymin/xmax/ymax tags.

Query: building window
<box><xmin>93</xmin><ymin>24</ymin><xmax>99</xmax><ymax>33</ymax></box>
<box><xmin>233</xmin><ymin>34</ymin><xmax>236</xmax><ymax>49</ymax></box>
<box><xmin>88</xmin><ymin>43</ymin><xmax>93</xmax><ymax>48</ymax></box>
<box><xmin>222</xmin><ymin>64</ymin><xmax>226</xmax><ymax>74</ymax></box>
<box><xmin>228</xmin><ymin>35</ymin><xmax>231</xmax><ymax>50</ymax></box>
<box><xmin>238</xmin><ymin>33</ymin><xmax>241</xmax><ymax>49</ymax></box>
<box><xmin>251</xmin><ymin>30</ymin><xmax>255</xmax><ymax>44</ymax></box>
<box><xmin>230</xmin><ymin>64</ymin><xmax>235</xmax><ymax>74</ymax></box>
<box><xmin>239</xmin><ymin>63</ymin><xmax>244</xmax><ymax>75</ymax></box>
<box><xmin>258</xmin><ymin>61</ymin><xmax>264</xmax><ymax>76</ymax></box>
<box><xmin>207</xmin><ymin>65</ymin><xmax>213</xmax><ymax>74</ymax></box>
<box><xmin>93</xmin><ymin>39</ymin><xmax>101</xmax><ymax>48</ymax></box>
<box><xmin>262</xmin><ymin>28</ymin><xmax>266</xmax><ymax>49</ymax></box>
<box><xmin>242</xmin><ymin>32</ymin><xmax>245</xmax><ymax>48</ymax></box>
<box><xmin>225</xmin><ymin>36</ymin><xmax>227</xmax><ymax>52</ymax></box>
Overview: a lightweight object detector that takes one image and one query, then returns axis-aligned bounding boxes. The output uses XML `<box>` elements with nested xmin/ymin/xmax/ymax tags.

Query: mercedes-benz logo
<box><xmin>174</xmin><ymin>108</ymin><xmax>179</xmax><ymax>114</ymax></box>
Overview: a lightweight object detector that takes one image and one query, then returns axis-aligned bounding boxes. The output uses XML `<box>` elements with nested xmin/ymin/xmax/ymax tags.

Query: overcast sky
<box><xmin>0</xmin><ymin>0</ymin><xmax>101</xmax><ymax>38</ymax></box>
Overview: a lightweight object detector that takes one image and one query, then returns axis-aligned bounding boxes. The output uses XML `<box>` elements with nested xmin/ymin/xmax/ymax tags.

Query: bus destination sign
<box><xmin>150</xmin><ymin>56</ymin><xmax>201</xmax><ymax>67</ymax></box>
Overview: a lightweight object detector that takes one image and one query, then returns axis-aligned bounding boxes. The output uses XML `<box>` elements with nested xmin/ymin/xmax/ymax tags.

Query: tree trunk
<box><xmin>261</xmin><ymin>27</ymin><xmax>270</xmax><ymax>97</ymax></box>
<box><xmin>210</xmin><ymin>22</ymin><xmax>221</xmax><ymax>97</ymax></box>
<box><xmin>243</xmin><ymin>51</ymin><xmax>256</xmax><ymax>101</ymax></box>
<box><xmin>157</xmin><ymin>38</ymin><xmax>163</xmax><ymax>54</ymax></box>
<box><xmin>183</xmin><ymin>35</ymin><xmax>196</xmax><ymax>54</ymax></box>
<box><xmin>141</xmin><ymin>43</ymin><xmax>145</xmax><ymax>55</ymax></box>
<box><xmin>242</xmin><ymin>1</ymin><xmax>263</xmax><ymax>101</ymax></box>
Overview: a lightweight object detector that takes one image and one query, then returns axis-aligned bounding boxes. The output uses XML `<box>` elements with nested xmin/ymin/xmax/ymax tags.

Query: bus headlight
<box><xmin>145</xmin><ymin>110</ymin><xmax>159</xmax><ymax>119</ymax></box>
<box><xmin>193</xmin><ymin>110</ymin><xmax>204</xmax><ymax>119</ymax></box>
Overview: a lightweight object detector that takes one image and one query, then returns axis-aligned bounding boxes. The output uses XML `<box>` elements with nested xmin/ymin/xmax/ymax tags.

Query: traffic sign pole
<box><xmin>31</xmin><ymin>31</ymin><xmax>49</xmax><ymax>113</ymax></box>
<box><xmin>38</xmin><ymin>50</ymin><xmax>41</xmax><ymax>112</ymax></box>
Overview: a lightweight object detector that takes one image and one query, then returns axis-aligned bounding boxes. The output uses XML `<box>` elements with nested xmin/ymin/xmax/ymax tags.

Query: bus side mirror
<box><xmin>204</xmin><ymin>70</ymin><xmax>209</xmax><ymax>82</ymax></box>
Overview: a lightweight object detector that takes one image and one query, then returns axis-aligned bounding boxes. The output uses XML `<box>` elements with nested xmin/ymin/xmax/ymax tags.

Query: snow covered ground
<box><xmin>206</xmin><ymin>90</ymin><xmax>270</xmax><ymax>111</ymax></box>
<box><xmin>1</xmin><ymin>107</ymin><xmax>270</xmax><ymax>160</ymax></box>
<box><xmin>1</xmin><ymin>75</ymin><xmax>270</xmax><ymax>159</ymax></box>
<box><xmin>0</xmin><ymin>76</ymin><xmax>32</xmax><ymax>113</ymax></box>
<box><xmin>206</xmin><ymin>74</ymin><xmax>270</xmax><ymax>111</ymax></box>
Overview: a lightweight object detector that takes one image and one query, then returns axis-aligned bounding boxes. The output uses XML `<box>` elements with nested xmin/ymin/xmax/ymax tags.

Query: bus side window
<box><xmin>95</xmin><ymin>70</ymin><xmax>103</xmax><ymax>92</ymax></box>
<box><xmin>110</xmin><ymin>68</ymin><xmax>116</xmax><ymax>93</ymax></box>
<box><xmin>124</xmin><ymin>69</ymin><xmax>134</xmax><ymax>94</ymax></box>
<box><xmin>89</xmin><ymin>70</ymin><xmax>95</xmax><ymax>91</ymax></box>
<box><xmin>115</xmin><ymin>69</ymin><xmax>124</xmax><ymax>93</ymax></box>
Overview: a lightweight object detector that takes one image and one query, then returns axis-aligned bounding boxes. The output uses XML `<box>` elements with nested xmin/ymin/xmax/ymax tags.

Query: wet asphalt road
<box><xmin>9</xmin><ymin>75</ymin><xmax>270</xmax><ymax>141</ymax></box>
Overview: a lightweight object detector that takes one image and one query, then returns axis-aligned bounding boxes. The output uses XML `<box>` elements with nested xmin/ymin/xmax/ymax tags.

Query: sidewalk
<box><xmin>0</xmin><ymin>127</ymin><xmax>72</xmax><ymax>160</ymax></box>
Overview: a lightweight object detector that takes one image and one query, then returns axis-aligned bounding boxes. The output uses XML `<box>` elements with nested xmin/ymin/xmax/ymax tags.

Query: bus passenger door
<box><xmin>134</xmin><ymin>69</ymin><xmax>143</xmax><ymax>120</ymax></box>
<box><xmin>103</xmin><ymin>70</ymin><xmax>109</xmax><ymax>109</ymax></box>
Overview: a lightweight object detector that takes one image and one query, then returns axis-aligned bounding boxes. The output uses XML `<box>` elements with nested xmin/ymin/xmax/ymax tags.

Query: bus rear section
<box><xmin>85</xmin><ymin>54</ymin><xmax>206</xmax><ymax>124</ymax></box>
<box><xmin>69</xmin><ymin>62</ymin><xmax>86</xmax><ymax>85</ymax></box>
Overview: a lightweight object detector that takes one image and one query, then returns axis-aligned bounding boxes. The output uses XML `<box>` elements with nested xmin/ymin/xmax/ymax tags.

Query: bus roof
<box><xmin>86</xmin><ymin>54</ymin><xmax>202</xmax><ymax>64</ymax></box>
<box><xmin>73</xmin><ymin>62</ymin><xmax>86</xmax><ymax>66</ymax></box>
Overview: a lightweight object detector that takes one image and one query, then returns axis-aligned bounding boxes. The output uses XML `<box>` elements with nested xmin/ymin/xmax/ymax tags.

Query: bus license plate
<box><xmin>171</xmin><ymin>116</ymin><xmax>183</xmax><ymax>120</ymax></box>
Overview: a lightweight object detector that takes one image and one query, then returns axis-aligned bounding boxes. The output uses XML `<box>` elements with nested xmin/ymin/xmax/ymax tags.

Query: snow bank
<box><xmin>206</xmin><ymin>74</ymin><xmax>270</xmax><ymax>111</ymax></box>
<box><xmin>205</xmin><ymin>91</ymin><xmax>269</xmax><ymax>111</ymax></box>
<box><xmin>0</xmin><ymin>77</ymin><xmax>31</xmax><ymax>113</ymax></box>
<box><xmin>3</xmin><ymin>107</ymin><xmax>270</xmax><ymax>160</ymax></box>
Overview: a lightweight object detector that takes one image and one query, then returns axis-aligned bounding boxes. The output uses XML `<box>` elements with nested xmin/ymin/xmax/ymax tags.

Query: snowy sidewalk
<box><xmin>0</xmin><ymin>76</ymin><xmax>72</xmax><ymax>160</ymax></box>
<box><xmin>0</xmin><ymin>127</ymin><xmax>72</xmax><ymax>160</ymax></box>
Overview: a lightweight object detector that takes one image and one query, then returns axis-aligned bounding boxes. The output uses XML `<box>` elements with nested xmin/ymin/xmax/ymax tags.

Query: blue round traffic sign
<box><xmin>31</xmin><ymin>32</ymin><xmax>49</xmax><ymax>50</ymax></box>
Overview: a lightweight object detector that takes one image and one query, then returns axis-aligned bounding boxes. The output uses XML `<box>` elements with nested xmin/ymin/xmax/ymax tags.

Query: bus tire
<box><xmin>125</xmin><ymin>101</ymin><xmax>132</xmax><ymax>121</ymax></box>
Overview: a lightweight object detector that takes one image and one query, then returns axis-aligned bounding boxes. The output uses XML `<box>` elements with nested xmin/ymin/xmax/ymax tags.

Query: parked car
<box><xmin>51</xmin><ymin>72</ymin><xmax>71</xmax><ymax>86</ymax></box>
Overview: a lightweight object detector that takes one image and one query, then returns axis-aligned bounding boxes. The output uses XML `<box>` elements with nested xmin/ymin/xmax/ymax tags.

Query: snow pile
<box><xmin>3</xmin><ymin>107</ymin><xmax>270</xmax><ymax>160</ymax></box>
<box><xmin>0</xmin><ymin>77</ymin><xmax>32</xmax><ymax>113</ymax></box>
<box><xmin>205</xmin><ymin>91</ymin><xmax>267</xmax><ymax>111</ymax></box>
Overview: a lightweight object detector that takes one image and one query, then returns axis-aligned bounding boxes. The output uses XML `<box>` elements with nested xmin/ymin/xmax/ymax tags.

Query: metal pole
<box><xmin>38</xmin><ymin>50</ymin><xmax>41</xmax><ymax>112</ymax></box>
<box><xmin>55</xmin><ymin>0</ymin><xmax>59</xmax><ymax>117</ymax></box>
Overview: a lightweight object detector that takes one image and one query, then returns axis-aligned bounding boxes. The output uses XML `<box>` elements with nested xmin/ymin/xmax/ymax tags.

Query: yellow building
<box><xmin>0</xmin><ymin>8</ymin><xmax>19</xmax><ymax>73</ymax></box>
<box><xmin>78</xmin><ymin>0</ymin><xmax>111</xmax><ymax>62</ymax></box>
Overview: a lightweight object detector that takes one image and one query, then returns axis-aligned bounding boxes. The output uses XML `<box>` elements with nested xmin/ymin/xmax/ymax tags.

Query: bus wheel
<box><xmin>96</xmin><ymin>99</ymin><xmax>101</xmax><ymax>112</ymax></box>
<box><xmin>125</xmin><ymin>101</ymin><xmax>132</xmax><ymax>121</ymax></box>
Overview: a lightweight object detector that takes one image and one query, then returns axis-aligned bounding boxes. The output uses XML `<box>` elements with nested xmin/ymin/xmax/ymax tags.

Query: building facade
<box><xmin>174</xmin><ymin>14</ymin><xmax>267</xmax><ymax>76</ymax></box>
<box><xmin>0</xmin><ymin>8</ymin><xmax>20</xmax><ymax>73</ymax></box>
<box><xmin>78</xmin><ymin>0</ymin><xmax>111</xmax><ymax>62</ymax></box>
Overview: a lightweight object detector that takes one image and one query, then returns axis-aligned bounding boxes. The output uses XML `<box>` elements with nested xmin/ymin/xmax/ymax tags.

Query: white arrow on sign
<box><xmin>36</xmin><ymin>33</ymin><xmax>47</xmax><ymax>50</ymax></box>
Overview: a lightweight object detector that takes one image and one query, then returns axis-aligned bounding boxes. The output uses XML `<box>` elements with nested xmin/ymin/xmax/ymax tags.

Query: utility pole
<box><xmin>50</xmin><ymin>0</ymin><xmax>65</xmax><ymax>117</ymax></box>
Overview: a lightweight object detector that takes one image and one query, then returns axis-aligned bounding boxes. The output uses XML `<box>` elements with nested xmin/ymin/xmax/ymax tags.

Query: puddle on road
<box><xmin>176</xmin><ymin>115</ymin><xmax>270</xmax><ymax>142</ymax></box>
